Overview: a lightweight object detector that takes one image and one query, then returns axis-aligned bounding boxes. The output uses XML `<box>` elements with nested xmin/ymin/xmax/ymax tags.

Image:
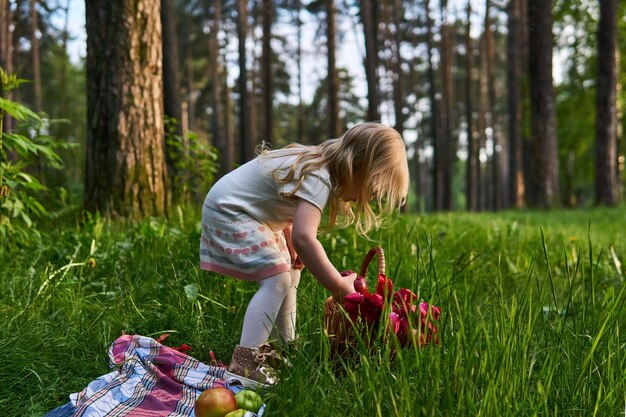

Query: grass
<box><xmin>1</xmin><ymin>207</ymin><xmax>625</xmax><ymax>416</ymax></box>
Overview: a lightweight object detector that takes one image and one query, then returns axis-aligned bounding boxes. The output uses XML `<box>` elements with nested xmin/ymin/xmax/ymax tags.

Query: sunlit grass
<box><xmin>1</xmin><ymin>207</ymin><xmax>625</xmax><ymax>416</ymax></box>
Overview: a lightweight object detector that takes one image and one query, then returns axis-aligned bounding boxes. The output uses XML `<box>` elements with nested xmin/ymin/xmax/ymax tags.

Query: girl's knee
<box><xmin>260</xmin><ymin>272</ymin><xmax>292</xmax><ymax>295</ymax></box>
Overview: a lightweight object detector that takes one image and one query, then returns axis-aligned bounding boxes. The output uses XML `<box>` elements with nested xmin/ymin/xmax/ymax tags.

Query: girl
<box><xmin>200</xmin><ymin>122</ymin><xmax>409</xmax><ymax>385</ymax></box>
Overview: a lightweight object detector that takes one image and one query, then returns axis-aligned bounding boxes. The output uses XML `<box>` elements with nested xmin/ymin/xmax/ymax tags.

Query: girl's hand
<box><xmin>332</xmin><ymin>271</ymin><xmax>357</xmax><ymax>302</ymax></box>
<box><xmin>292</xmin><ymin>255</ymin><xmax>304</xmax><ymax>270</ymax></box>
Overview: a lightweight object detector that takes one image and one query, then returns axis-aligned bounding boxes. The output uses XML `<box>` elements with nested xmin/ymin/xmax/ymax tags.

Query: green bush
<box><xmin>0</xmin><ymin>68</ymin><xmax>70</xmax><ymax>246</ymax></box>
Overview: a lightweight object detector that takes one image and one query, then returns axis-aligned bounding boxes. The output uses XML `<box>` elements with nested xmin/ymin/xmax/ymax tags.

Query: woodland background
<box><xmin>0</xmin><ymin>0</ymin><xmax>625</xmax><ymax>237</ymax></box>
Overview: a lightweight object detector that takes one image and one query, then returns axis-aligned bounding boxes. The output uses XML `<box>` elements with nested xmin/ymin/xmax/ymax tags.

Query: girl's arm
<box><xmin>291</xmin><ymin>199</ymin><xmax>356</xmax><ymax>301</ymax></box>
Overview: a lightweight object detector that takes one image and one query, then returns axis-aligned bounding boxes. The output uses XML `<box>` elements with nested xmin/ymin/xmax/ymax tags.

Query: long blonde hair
<box><xmin>260</xmin><ymin>122</ymin><xmax>409</xmax><ymax>235</ymax></box>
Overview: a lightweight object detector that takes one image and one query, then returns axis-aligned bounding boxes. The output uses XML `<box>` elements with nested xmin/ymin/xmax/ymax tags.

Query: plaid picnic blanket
<box><xmin>45</xmin><ymin>334</ymin><xmax>265</xmax><ymax>417</ymax></box>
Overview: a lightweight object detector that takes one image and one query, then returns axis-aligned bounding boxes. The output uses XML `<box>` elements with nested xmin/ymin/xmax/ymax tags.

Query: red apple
<box><xmin>195</xmin><ymin>387</ymin><xmax>238</xmax><ymax>417</ymax></box>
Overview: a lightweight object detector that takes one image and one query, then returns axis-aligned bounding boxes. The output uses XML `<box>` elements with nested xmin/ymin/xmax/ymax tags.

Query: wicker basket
<box><xmin>323</xmin><ymin>247</ymin><xmax>386</xmax><ymax>356</ymax></box>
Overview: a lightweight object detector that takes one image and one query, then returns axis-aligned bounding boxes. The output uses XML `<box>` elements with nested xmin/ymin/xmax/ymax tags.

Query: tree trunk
<box><xmin>185</xmin><ymin>46</ymin><xmax>195</xmax><ymax>130</ymax></box>
<box><xmin>1</xmin><ymin>0</ymin><xmax>7</xmax><ymax>70</ymax></box>
<box><xmin>209</xmin><ymin>0</ymin><xmax>228</xmax><ymax>176</ymax></box>
<box><xmin>485</xmin><ymin>0</ymin><xmax>505</xmax><ymax>210</ymax></box>
<box><xmin>326</xmin><ymin>0</ymin><xmax>341</xmax><ymax>138</ymax></box>
<box><xmin>391</xmin><ymin>0</ymin><xmax>404</xmax><ymax>136</ymax></box>
<box><xmin>237</xmin><ymin>0</ymin><xmax>254</xmax><ymax>162</ymax></box>
<box><xmin>425</xmin><ymin>0</ymin><xmax>440</xmax><ymax>210</ymax></box>
<box><xmin>295</xmin><ymin>0</ymin><xmax>304</xmax><ymax>142</ymax></box>
<box><xmin>161</xmin><ymin>0</ymin><xmax>183</xmax><ymax>185</ymax></box>
<box><xmin>527</xmin><ymin>0</ymin><xmax>559</xmax><ymax>208</ymax></box>
<box><xmin>261</xmin><ymin>0</ymin><xmax>273</xmax><ymax>144</ymax></box>
<box><xmin>30</xmin><ymin>0</ymin><xmax>41</xmax><ymax>112</ymax></box>
<box><xmin>594</xmin><ymin>0</ymin><xmax>618</xmax><ymax>206</ymax></box>
<box><xmin>615</xmin><ymin>46</ymin><xmax>623</xmax><ymax>201</ymax></box>
<box><xmin>223</xmin><ymin>67</ymin><xmax>235</xmax><ymax>171</ymax></box>
<box><xmin>85</xmin><ymin>0</ymin><xmax>169</xmax><ymax>218</ymax></box>
<box><xmin>59</xmin><ymin>0</ymin><xmax>71</xmax><ymax>120</ymax></box>
<box><xmin>478</xmin><ymin>28</ymin><xmax>489</xmax><ymax>210</ymax></box>
<box><xmin>360</xmin><ymin>0</ymin><xmax>380</xmax><ymax>122</ymax></box>
<box><xmin>465</xmin><ymin>1</ymin><xmax>478</xmax><ymax>212</ymax></box>
<box><xmin>507</xmin><ymin>0</ymin><xmax>524</xmax><ymax>208</ymax></box>
<box><xmin>0</xmin><ymin>0</ymin><xmax>13</xmax><ymax>133</ymax></box>
<box><xmin>439</xmin><ymin>0</ymin><xmax>453</xmax><ymax>211</ymax></box>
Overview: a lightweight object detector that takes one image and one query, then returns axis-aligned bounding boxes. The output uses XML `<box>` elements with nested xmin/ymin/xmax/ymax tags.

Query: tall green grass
<box><xmin>1</xmin><ymin>208</ymin><xmax>625</xmax><ymax>416</ymax></box>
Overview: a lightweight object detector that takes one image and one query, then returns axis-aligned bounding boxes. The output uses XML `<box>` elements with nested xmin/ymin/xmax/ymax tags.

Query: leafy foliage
<box><xmin>165</xmin><ymin>116</ymin><xmax>219</xmax><ymax>204</ymax></box>
<box><xmin>0</xmin><ymin>69</ymin><xmax>70</xmax><ymax>245</ymax></box>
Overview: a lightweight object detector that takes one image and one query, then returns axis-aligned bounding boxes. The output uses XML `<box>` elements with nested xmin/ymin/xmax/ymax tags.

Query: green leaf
<box><xmin>20</xmin><ymin>210</ymin><xmax>32</xmax><ymax>227</ymax></box>
<box><xmin>0</xmin><ymin>97</ymin><xmax>41</xmax><ymax>122</ymax></box>
<box><xmin>184</xmin><ymin>283</ymin><xmax>199</xmax><ymax>302</ymax></box>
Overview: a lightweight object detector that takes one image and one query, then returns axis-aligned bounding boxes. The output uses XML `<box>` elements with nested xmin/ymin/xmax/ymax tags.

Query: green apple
<box><xmin>224</xmin><ymin>410</ymin><xmax>246</xmax><ymax>417</ymax></box>
<box><xmin>234</xmin><ymin>389</ymin><xmax>263</xmax><ymax>413</ymax></box>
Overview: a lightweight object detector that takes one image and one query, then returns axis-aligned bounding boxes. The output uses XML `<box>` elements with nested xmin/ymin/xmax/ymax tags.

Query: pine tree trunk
<box><xmin>1</xmin><ymin>0</ymin><xmax>7</xmax><ymax>70</ymax></box>
<box><xmin>360</xmin><ymin>0</ymin><xmax>380</xmax><ymax>122</ymax></box>
<box><xmin>30</xmin><ymin>0</ymin><xmax>42</xmax><ymax>112</ymax></box>
<box><xmin>295</xmin><ymin>0</ymin><xmax>304</xmax><ymax>142</ymax></box>
<box><xmin>209</xmin><ymin>0</ymin><xmax>228</xmax><ymax>176</ymax></box>
<box><xmin>262</xmin><ymin>0</ymin><xmax>273</xmax><ymax>144</ymax></box>
<box><xmin>391</xmin><ymin>0</ymin><xmax>404</xmax><ymax>136</ymax></box>
<box><xmin>85</xmin><ymin>0</ymin><xmax>169</xmax><ymax>218</ymax></box>
<box><xmin>527</xmin><ymin>0</ymin><xmax>559</xmax><ymax>208</ymax></box>
<box><xmin>425</xmin><ymin>0</ymin><xmax>440</xmax><ymax>210</ymax></box>
<box><xmin>223</xmin><ymin>65</ymin><xmax>235</xmax><ymax>170</ymax></box>
<box><xmin>465</xmin><ymin>1</ymin><xmax>478</xmax><ymax>212</ymax></box>
<box><xmin>507</xmin><ymin>0</ymin><xmax>525</xmax><ymax>208</ymax></box>
<box><xmin>439</xmin><ymin>0</ymin><xmax>453</xmax><ymax>211</ymax></box>
<box><xmin>326</xmin><ymin>0</ymin><xmax>340</xmax><ymax>138</ymax></box>
<box><xmin>485</xmin><ymin>0</ymin><xmax>505</xmax><ymax>210</ymax></box>
<box><xmin>594</xmin><ymin>0</ymin><xmax>618</xmax><ymax>206</ymax></box>
<box><xmin>161</xmin><ymin>0</ymin><xmax>182</xmax><ymax>185</ymax></box>
<box><xmin>237</xmin><ymin>0</ymin><xmax>254</xmax><ymax>162</ymax></box>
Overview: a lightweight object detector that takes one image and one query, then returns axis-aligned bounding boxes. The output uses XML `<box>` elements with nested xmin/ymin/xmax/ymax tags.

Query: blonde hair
<box><xmin>260</xmin><ymin>122</ymin><xmax>409</xmax><ymax>235</ymax></box>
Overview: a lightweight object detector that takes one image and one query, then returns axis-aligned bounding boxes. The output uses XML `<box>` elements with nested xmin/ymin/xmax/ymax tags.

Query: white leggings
<box><xmin>239</xmin><ymin>268</ymin><xmax>301</xmax><ymax>348</ymax></box>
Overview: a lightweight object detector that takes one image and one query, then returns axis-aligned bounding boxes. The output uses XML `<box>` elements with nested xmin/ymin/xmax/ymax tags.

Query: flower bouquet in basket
<box><xmin>324</xmin><ymin>247</ymin><xmax>441</xmax><ymax>356</ymax></box>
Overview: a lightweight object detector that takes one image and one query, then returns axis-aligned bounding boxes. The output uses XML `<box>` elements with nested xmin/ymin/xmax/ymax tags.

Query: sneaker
<box><xmin>227</xmin><ymin>344</ymin><xmax>282</xmax><ymax>386</ymax></box>
<box><xmin>258</xmin><ymin>342</ymin><xmax>293</xmax><ymax>368</ymax></box>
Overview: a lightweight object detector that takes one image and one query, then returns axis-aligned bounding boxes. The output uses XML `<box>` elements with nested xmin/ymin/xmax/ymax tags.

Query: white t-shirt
<box><xmin>206</xmin><ymin>154</ymin><xmax>332</xmax><ymax>232</ymax></box>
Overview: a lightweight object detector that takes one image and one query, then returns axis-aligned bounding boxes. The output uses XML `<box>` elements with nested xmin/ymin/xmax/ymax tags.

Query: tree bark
<box><xmin>85</xmin><ymin>0</ymin><xmax>169</xmax><ymax>218</ymax></box>
<box><xmin>223</xmin><ymin>65</ymin><xmax>235</xmax><ymax>170</ymax></box>
<box><xmin>391</xmin><ymin>0</ymin><xmax>404</xmax><ymax>136</ymax></box>
<box><xmin>507</xmin><ymin>0</ymin><xmax>524</xmax><ymax>208</ymax></box>
<box><xmin>262</xmin><ymin>0</ymin><xmax>273</xmax><ymax>144</ymax></box>
<box><xmin>161</xmin><ymin>0</ymin><xmax>183</xmax><ymax>184</ymax></box>
<box><xmin>439</xmin><ymin>0</ymin><xmax>453</xmax><ymax>211</ymax></box>
<box><xmin>0</xmin><ymin>0</ymin><xmax>7</xmax><ymax>70</ymax></box>
<box><xmin>527</xmin><ymin>0</ymin><xmax>559</xmax><ymax>208</ymax></box>
<box><xmin>424</xmin><ymin>0</ymin><xmax>440</xmax><ymax>210</ymax></box>
<box><xmin>465</xmin><ymin>1</ymin><xmax>478</xmax><ymax>212</ymax></box>
<box><xmin>30</xmin><ymin>0</ymin><xmax>41</xmax><ymax>112</ymax></box>
<box><xmin>485</xmin><ymin>0</ymin><xmax>505</xmax><ymax>210</ymax></box>
<box><xmin>295</xmin><ymin>0</ymin><xmax>304</xmax><ymax>142</ymax></box>
<box><xmin>326</xmin><ymin>0</ymin><xmax>341</xmax><ymax>138</ymax></box>
<box><xmin>594</xmin><ymin>0</ymin><xmax>618</xmax><ymax>206</ymax></box>
<box><xmin>237</xmin><ymin>0</ymin><xmax>254</xmax><ymax>162</ymax></box>
<box><xmin>209</xmin><ymin>0</ymin><xmax>228</xmax><ymax>176</ymax></box>
<box><xmin>360</xmin><ymin>0</ymin><xmax>380</xmax><ymax>122</ymax></box>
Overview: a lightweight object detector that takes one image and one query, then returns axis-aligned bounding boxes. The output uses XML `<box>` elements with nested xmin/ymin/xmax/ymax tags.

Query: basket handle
<box><xmin>358</xmin><ymin>247</ymin><xmax>386</xmax><ymax>278</ymax></box>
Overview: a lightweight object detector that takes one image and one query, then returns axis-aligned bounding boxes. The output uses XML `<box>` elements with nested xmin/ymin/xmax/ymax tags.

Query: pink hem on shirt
<box><xmin>200</xmin><ymin>261</ymin><xmax>291</xmax><ymax>281</ymax></box>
